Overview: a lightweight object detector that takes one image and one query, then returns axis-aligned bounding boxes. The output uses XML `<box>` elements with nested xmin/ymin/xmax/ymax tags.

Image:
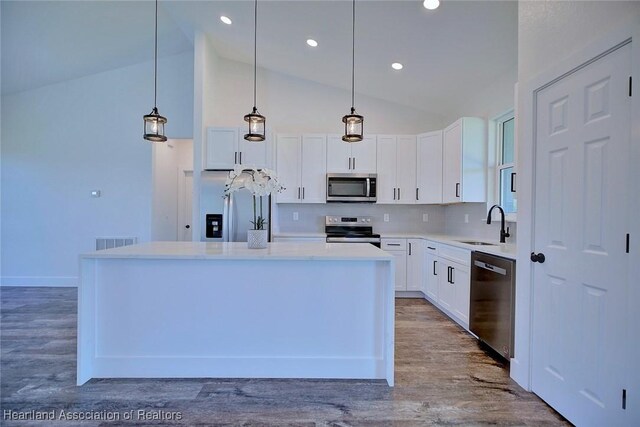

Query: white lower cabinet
<box><xmin>381</xmin><ymin>239</ymin><xmax>407</xmax><ymax>291</ymax></box>
<box><xmin>422</xmin><ymin>241</ymin><xmax>471</xmax><ymax>329</ymax></box>
<box><xmin>424</xmin><ymin>243</ymin><xmax>439</xmax><ymax>301</ymax></box>
<box><xmin>406</xmin><ymin>239</ymin><xmax>425</xmax><ymax>292</ymax></box>
<box><xmin>272</xmin><ymin>236</ymin><xmax>326</xmax><ymax>243</ymax></box>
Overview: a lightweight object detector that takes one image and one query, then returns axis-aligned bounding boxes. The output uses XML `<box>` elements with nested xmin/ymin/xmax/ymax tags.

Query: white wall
<box><xmin>207</xmin><ymin>56</ymin><xmax>445</xmax><ymax>134</ymax></box>
<box><xmin>1</xmin><ymin>51</ymin><xmax>194</xmax><ymax>286</ymax></box>
<box><xmin>512</xmin><ymin>0</ymin><xmax>640</xmax><ymax>390</ymax></box>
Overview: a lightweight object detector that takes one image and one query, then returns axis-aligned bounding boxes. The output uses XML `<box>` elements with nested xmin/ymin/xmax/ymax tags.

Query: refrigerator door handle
<box><xmin>227</xmin><ymin>195</ymin><xmax>234</xmax><ymax>242</ymax></box>
<box><xmin>222</xmin><ymin>195</ymin><xmax>230</xmax><ymax>242</ymax></box>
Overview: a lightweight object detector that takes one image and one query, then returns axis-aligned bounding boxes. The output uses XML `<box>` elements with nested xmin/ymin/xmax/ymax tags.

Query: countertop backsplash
<box><xmin>274</xmin><ymin>202</ymin><xmax>517</xmax><ymax>245</ymax></box>
<box><xmin>275</xmin><ymin>204</ymin><xmax>446</xmax><ymax>235</ymax></box>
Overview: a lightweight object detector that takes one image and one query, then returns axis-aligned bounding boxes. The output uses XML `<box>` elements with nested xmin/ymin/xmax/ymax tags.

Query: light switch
<box><xmin>464</xmin><ymin>214</ymin><xmax>469</xmax><ymax>223</ymax></box>
<box><xmin>423</xmin><ymin>213</ymin><xmax>429</xmax><ymax>222</ymax></box>
<box><xmin>383</xmin><ymin>213</ymin><xmax>389</xmax><ymax>222</ymax></box>
<box><xmin>293</xmin><ymin>212</ymin><xmax>299</xmax><ymax>221</ymax></box>
<box><xmin>91</xmin><ymin>190</ymin><xmax>101</xmax><ymax>198</ymax></box>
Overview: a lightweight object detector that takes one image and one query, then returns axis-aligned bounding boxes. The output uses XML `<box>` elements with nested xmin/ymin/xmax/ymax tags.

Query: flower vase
<box><xmin>247</xmin><ymin>229</ymin><xmax>268</xmax><ymax>249</ymax></box>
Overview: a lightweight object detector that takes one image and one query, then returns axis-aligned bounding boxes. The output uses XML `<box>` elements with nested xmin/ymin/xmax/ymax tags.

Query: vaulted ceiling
<box><xmin>2</xmin><ymin>1</ymin><xmax>517</xmax><ymax>117</ymax></box>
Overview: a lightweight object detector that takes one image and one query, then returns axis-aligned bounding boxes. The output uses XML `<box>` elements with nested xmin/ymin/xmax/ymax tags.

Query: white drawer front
<box><xmin>381</xmin><ymin>239</ymin><xmax>407</xmax><ymax>251</ymax></box>
<box><xmin>438</xmin><ymin>244</ymin><xmax>470</xmax><ymax>266</ymax></box>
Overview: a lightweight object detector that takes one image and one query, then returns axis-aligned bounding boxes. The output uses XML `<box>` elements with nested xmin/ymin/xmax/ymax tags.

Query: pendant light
<box><xmin>143</xmin><ymin>0</ymin><xmax>167</xmax><ymax>143</ymax></box>
<box><xmin>244</xmin><ymin>0</ymin><xmax>266</xmax><ymax>142</ymax></box>
<box><xmin>342</xmin><ymin>0</ymin><xmax>363</xmax><ymax>143</ymax></box>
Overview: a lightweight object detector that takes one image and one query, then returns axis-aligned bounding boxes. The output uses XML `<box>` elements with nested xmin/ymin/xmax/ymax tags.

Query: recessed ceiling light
<box><xmin>220</xmin><ymin>16</ymin><xmax>232</xmax><ymax>25</ymax></box>
<box><xmin>306</xmin><ymin>39</ymin><xmax>318</xmax><ymax>47</ymax></box>
<box><xmin>423</xmin><ymin>0</ymin><xmax>440</xmax><ymax>10</ymax></box>
<box><xmin>392</xmin><ymin>62</ymin><xmax>403</xmax><ymax>70</ymax></box>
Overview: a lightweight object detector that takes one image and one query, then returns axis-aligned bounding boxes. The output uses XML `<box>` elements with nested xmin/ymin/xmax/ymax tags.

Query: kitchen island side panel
<box><xmin>77</xmin><ymin>256</ymin><xmax>394</xmax><ymax>386</ymax></box>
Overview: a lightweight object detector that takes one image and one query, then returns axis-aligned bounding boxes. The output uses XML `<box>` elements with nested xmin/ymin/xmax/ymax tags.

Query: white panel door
<box><xmin>532</xmin><ymin>42</ymin><xmax>631</xmax><ymax>426</ymax></box>
<box><xmin>443</xmin><ymin>120</ymin><xmax>462</xmax><ymax>203</ymax></box>
<box><xmin>239</xmin><ymin>132</ymin><xmax>269</xmax><ymax>169</ymax></box>
<box><xmin>416</xmin><ymin>131</ymin><xmax>443</xmax><ymax>204</ymax></box>
<box><xmin>351</xmin><ymin>135</ymin><xmax>377</xmax><ymax>173</ymax></box>
<box><xmin>275</xmin><ymin>135</ymin><xmax>301</xmax><ymax>203</ymax></box>
<box><xmin>326</xmin><ymin>134</ymin><xmax>352</xmax><ymax>173</ymax></box>
<box><xmin>300</xmin><ymin>134</ymin><xmax>327</xmax><ymax>203</ymax></box>
<box><xmin>205</xmin><ymin>127</ymin><xmax>238</xmax><ymax>170</ymax></box>
<box><xmin>396</xmin><ymin>135</ymin><xmax>417</xmax><ymax>204</ymax></box>
<box><xmin>376</xmin><ymin>135</ymin><xmax>397</xmax><ymax>204</ymax></box>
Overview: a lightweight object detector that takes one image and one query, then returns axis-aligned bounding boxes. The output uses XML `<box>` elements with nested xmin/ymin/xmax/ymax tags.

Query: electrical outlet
<box><xmin>91</xmin><ymin>190</ymin><xmax>101</xmax><ymax>198</ymax></box>
<box><xmin>293</xmin><ymin>212</ymin><xmax>299</xmax><ymax>221</ymax></box>
<box><xmin>464</xmin><ymin>214</ymin><xmax>469</xmax><ymax>223</ymax></box>
<box><xmin>422</xmin><ymin>213</ymin><xmax>429</xmax><ymax>222</ymax></box>
<box><xmin>383</xmin><ymin>213</ymin><xmax>390</xmax><ymax>222</ymax></box>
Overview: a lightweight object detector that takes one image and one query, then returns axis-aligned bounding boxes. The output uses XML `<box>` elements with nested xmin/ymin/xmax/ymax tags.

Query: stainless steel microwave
<box><xmin>326</xmin><ymin>174</ymin><xmax>377</xmax><ymax>203</ymax></box>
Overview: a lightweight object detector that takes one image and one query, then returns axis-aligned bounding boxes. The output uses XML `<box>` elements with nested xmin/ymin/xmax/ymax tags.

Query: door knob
<box><xmin>530</xmin><ymin>252</ymin><xmax>545</xmax><ymax>263</ymax></box>
<box><xmin>185</xmin><ymin>225</ymin><xmax>191</xmax><ymax>229</ymax></box>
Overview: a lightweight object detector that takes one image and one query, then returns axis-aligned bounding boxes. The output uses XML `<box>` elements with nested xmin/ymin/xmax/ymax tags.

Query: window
<box><xmin>497</xmin><ymin>113</ymin><xmax>516</xmax><ymax>214</ymax></box>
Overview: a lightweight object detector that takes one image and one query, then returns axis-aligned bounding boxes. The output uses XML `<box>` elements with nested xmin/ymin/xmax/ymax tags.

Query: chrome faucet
<box><xmin>487</xmin><ymin>204</ymin><xmax>510</xmax><ymax>243</ymax></box>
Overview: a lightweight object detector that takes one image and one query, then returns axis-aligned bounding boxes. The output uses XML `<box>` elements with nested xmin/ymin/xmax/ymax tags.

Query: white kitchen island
<box><xmin>77</xmin><ymin>242</ymin><xmax>395</xmax><ymax>386</ymax></box>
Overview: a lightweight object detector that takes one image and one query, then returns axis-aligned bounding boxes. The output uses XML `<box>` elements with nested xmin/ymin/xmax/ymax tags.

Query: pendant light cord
<box><xmin>253</xmin><ymin>0</ymin><xmax>258</xmax><ymax>110</ymax></box>
<box><xmin>351</xmin><ymin>0</ymin><xmax>355</xmax><ymax>110</ymax></box>
<box><xmin>154</xmin><ymin>0</ymin><xmax>159</xmax><ymax>109</ymax></box>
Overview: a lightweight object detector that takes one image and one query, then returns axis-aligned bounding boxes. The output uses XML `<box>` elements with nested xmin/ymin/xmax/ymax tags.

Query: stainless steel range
<box><xmin>325</xmin><ymin>216</ymin><xmax>381</xmax><ymax>247</ymax></box>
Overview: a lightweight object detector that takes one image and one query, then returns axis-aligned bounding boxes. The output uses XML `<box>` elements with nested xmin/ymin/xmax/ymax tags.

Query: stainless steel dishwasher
<box><xmin>470</xmin><ymin>251</ymin><xmax>516</xmax><ymax>360</ymax></box>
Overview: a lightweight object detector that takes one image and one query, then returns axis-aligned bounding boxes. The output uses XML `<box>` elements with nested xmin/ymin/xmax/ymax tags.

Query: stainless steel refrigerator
<box><xmin>200</xmin><ymin>171</ymin><xmax>271</xmax><ymax>242</ymax></box>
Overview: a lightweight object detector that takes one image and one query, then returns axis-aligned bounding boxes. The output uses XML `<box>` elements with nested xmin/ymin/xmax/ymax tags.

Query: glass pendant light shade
<box><xmin>342</xmin><ymin>107</ymin><xmax>363</xmax><ymax>142</ymax></box>
<box><xmin>143</xmin><ymin>107</ymin><xmax>167</xmax><ymax>142</ymax></box>
<box><xmin>244</xmin><ymin>107</ymin><xmax>266</xmax><ymax>142</ymax></box>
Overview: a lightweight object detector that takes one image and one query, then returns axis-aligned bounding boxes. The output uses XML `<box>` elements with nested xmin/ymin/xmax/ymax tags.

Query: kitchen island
<box><xmin>77</xmin><ymin>242</ymin><xmax>395</xmax><ymax>386</ymax></box>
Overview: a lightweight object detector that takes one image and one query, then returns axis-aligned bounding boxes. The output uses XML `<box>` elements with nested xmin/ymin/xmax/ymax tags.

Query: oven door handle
<box><xmin>326</xmin><ymin>237</ymin><xmax>381</xmax><ymax>243</ymax></box>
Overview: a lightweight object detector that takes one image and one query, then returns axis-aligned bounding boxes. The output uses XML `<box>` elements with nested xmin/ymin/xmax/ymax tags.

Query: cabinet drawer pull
<box><xmin>511</xmin><ymin>172</ymin><xmax>516</xmax><ymax>193</ymax></box>
<box><xmin>427</xmin><ymin>246</ymin><xmax>436</xmax><ymax>250</ymax></box>
<box><xmin>387</xmin><ymin>243</ymin><xmax>401</xmax><ymax>247</ymax></box>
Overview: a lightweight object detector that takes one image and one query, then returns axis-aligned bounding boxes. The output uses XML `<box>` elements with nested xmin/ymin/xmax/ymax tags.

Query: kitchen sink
<box><xmin>456</xmin><ymin>240</ymin><xmax>498</xmax><ymax>246</ymax></box>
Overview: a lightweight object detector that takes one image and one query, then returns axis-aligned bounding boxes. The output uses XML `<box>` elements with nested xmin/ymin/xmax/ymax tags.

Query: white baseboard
<box><xmin>1</xmin><ymin>276</ymin><xmax>78</xmax><ymax>287</ymax></box>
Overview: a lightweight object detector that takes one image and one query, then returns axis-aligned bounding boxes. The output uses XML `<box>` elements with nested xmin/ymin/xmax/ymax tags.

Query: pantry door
<box><xmin>531</xmin><ymin>42</ymin><xmax>631</xmax><ymax>426</ymax></box>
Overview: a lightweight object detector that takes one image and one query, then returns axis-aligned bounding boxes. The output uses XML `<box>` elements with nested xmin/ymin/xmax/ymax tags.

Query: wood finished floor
<box><xmin>0</xmin><ymin>287</ymin><xmax>569</xmax><ymax>426</ymax></box>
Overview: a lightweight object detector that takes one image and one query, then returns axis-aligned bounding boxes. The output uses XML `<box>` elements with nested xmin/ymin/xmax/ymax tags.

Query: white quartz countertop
<box><xmin>381</xmin><ymin>233</ymin><xmax>517</xmax><ymax>260</ymax></box>
<box><xmin>82</xmin><ymin>241</ymin><xmax>394</xmax><ymax>261</ymax></box>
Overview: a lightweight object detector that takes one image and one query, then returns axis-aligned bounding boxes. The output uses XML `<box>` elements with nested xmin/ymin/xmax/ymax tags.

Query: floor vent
<box><xmin>95</xmin><ymin>237</ymin><xmax>137</xmax><ymax>251</ymax></box>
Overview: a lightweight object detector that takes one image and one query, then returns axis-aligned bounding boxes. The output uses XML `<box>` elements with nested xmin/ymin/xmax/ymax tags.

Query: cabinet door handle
<box><xmin>451</xmin><ymin>267</ymin><xmax>455</xmax><ymax>284</ymax></box>
<box><xmin>393</xmin><ymin>188</ymin><xmax>396</xmax><ymax>200</ymax></box>
<box><xmin>234</xmin><ymin>152</ymin><xmax>238</xmax><ymax>164</ymax></box>
<box><xmin>511</xmin><ymin>172</ymin><xmax>516</xmax><ymax>193</ymax></box>
<box><xmin>409</xmin><ymin>243</ymin><xmax>412</xmax><ymax>255</ymax></box>
<box><xmin>455</xmin><ymin>183</ymin><xmax>460</xmax><ymax>198</ymax></box>
<box><xmin>416</xmin><ymin>188</ymin><xmax>419</xmax><ymax>201</ymax></box>
<box><xmin>447</xmin><ymin>266</ymin><xmax>452</xmax><ymax>283</ymax></box>
<box><xmin>298</xmin><ymin>187</ymin><xmax>301</xmax><ymax>199</ymax></box>
<box><xmin>398</xmin><ymin>188</ymin><xmax>401</xmax><ymax>200</ymax></box>
<box><xmin>239</xmin><ymin>152</ymin><xmax>242</xmax><ymax>164</ymax></box>
<box><xmin>302</xmin><ymin>187</ymin><xmax>305</xmax><ymax>199</ymax></box>
<box><xmin>349</xmin><ymin>157</ymin><xmax>352</xmax><ymax>170</ymax></box>
<box><xmin>433</xmin><ymin>260</ymin><xmax>437</xmax><ymax>276</ymax></box>
<box><xmin>353</xmin><ymin>157</ymin><xmax>356</xmax><ymax>170</ymax></box>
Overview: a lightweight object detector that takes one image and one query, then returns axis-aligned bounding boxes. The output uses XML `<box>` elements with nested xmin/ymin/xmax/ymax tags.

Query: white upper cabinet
<box><xmin>376</xmin><ymin>135</ymin><xmax>416</xmax><ymax>204</ymax></box>
<box><xmin>275</xmin><ymin>134</ymin><xmax>326</xmax><ymax>204</ymax></box>
<box><xmin>442</xmin><ymin>117</ymin><xmax>486</xmax><ymax>203</ymax></box>
<box><xmin>326</xmin><ymin>135</ymin><xmax>376</xmax><ymax>173</ymax></box>
<box><xmin>416</xmin><ymin>131</ymin><xmax>443</xmax><ymax>204</ymax></box>
<box><xmin>205</xmin><ymin>127</ymin><xmax>271</xmax><ymax>170</ymax></box>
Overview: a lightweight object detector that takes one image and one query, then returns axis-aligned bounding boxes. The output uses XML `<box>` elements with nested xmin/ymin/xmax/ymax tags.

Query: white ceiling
<box><xmin>2</xmin><ymin>0</ymin><xmax>517</xmax><ymax>117</ymax></box>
